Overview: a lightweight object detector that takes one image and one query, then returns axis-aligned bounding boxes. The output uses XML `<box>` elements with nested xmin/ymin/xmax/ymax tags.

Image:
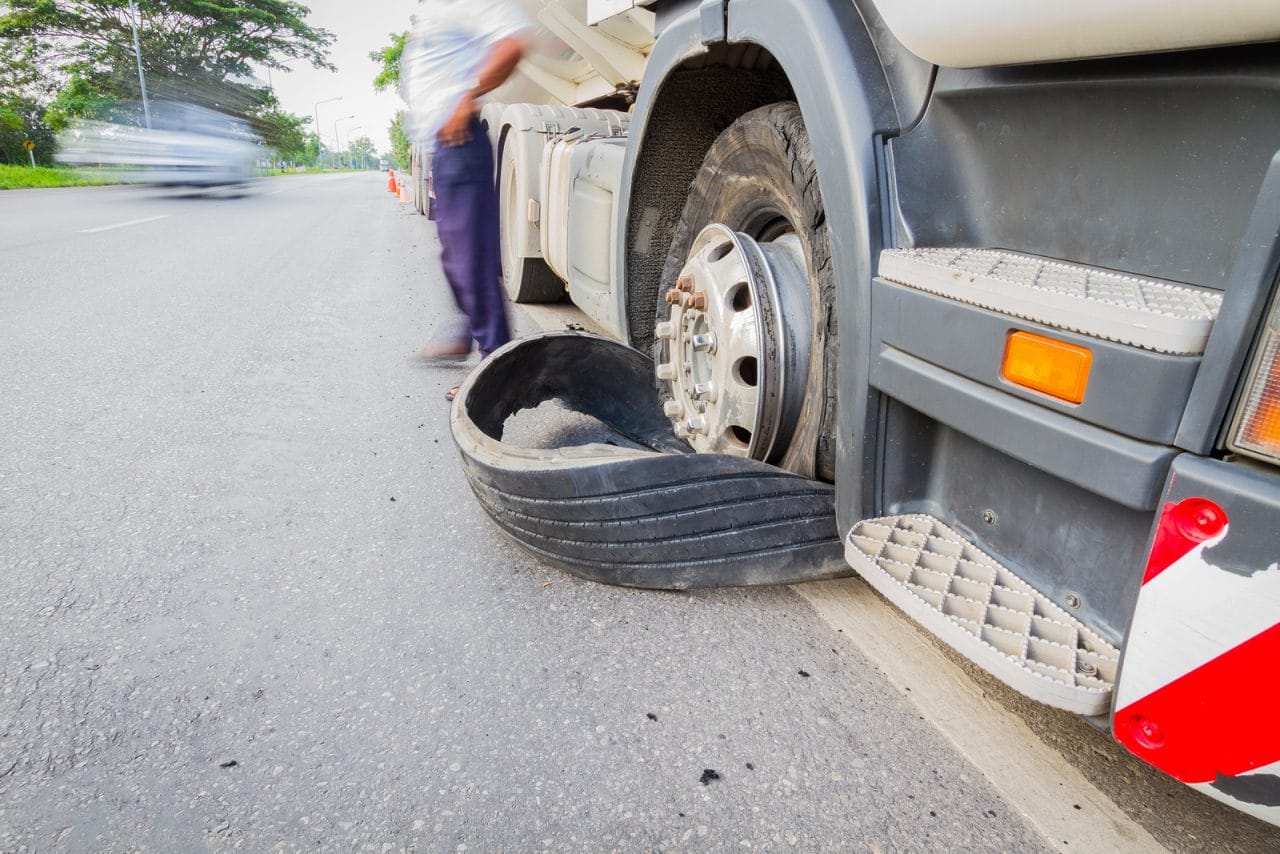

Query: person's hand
<box><xmin>438</xmin><ymin>94</ymin><xmax>474</xmax><ymax>147</ymax></box>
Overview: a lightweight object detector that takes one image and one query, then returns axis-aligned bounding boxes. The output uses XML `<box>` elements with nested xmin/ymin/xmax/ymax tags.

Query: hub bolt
<box><xmin>655</xmin><ymin>361</ymin><xmax>677</xmax><ymax>380</ymax></box>
<box><xmin>692</xmin><ymin>333</ymin><xmax>716</xmax><ymax>352</ymax></box>
<box><xmin>673</xmin><ymin>422</ymin><xmax>691</xmax><ymax>438</ymax></box>
<box><xmin>687</xmin><ymin>415</ymin><xmax>708</xmax><ymax>435</ymax></box>
<box><xmin>692</xmin><ymin>382</ymin><xmax>716</xmax><ymax>401</ymax></box>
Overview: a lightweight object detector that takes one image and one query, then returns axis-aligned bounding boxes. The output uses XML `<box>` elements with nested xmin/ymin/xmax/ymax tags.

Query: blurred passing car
<box><xmin>57</xmin><ymin>102</ymin><xmax>260</xmax><ymax>188</ymax></box>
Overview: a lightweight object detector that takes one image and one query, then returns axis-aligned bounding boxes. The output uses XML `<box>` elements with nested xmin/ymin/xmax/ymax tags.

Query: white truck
<box><xmin>432</xmin><ymin>0</ymin><xmax>1280</xmax><ymax>827</ymax></box>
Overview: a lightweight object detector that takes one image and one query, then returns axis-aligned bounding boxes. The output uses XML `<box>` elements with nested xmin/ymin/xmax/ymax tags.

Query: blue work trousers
<box><xmin>430</xmin><ymin>116</ymin><xmax>511</xmax><ymax>356</ymax></box>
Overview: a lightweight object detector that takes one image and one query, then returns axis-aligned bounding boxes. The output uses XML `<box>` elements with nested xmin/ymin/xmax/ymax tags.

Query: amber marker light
<box><xmin>1001</xmin><ymin>331</ymin><xmax>1092</xmax><ymax>405</ymax></box>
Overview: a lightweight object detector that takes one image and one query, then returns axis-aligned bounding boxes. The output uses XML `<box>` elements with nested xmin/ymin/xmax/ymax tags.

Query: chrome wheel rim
<box><xmin>655</xmin><ymin>224</ymin><xmax>812</xmax><ymax>463</ymax></box>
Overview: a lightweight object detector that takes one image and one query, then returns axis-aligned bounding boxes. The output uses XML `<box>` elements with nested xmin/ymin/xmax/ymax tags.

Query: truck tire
<box><xmin>450</xmin><ymin>331</ymin><xmax>849</xmax><ymax>589</ymax></box>
<box><xmin>499</xmin><ymin>140</ymin><xmax>563</xmax><ymax>303</ymax></box>
<box><xmin>658</xmin><ymin>103</ymin><xmax>837</xmax><ymax>481</ymax></box>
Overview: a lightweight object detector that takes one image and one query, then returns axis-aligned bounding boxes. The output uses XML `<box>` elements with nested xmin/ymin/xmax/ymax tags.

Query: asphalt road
<box><xmin>0</xmin><ymin>175</ymin><xmax>1274</xmax><ymax>851</ymax></box>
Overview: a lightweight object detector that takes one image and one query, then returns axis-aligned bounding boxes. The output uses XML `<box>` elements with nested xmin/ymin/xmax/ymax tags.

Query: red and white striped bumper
<box><xmin>1114</xmin><ymin>455</ymin><xmax>1280</xmax><ymax>825</ymax></box>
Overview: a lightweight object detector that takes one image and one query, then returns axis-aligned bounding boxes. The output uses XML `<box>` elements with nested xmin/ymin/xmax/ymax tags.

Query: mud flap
<box><xmin>448</xmin><ymin>331</ymin><xmax>849</xmax><ymax>589</ymax></box>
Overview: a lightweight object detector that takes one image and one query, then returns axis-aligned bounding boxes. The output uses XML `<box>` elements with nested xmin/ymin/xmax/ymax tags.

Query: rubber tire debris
<box><xmin>449</xmin><ymin>331</ymin><xmax>850</xmax><ymax>589</ymax></box>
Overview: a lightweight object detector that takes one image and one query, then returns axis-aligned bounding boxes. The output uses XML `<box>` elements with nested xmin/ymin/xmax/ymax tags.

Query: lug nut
<box><xmin>692</xmin><ymin>333</ymin><xmax>716</xmax><ymax>352</ymax></box>
<box><xmin>690</xmin><ymin>291</ymin><xmax>708</xmax><ymax>310</ymax></box>
<box><xmin>675</xmin><ymin>275</ymin><xmax>694</xmax><ymax>292</ymax></box>
<box><xmin>655</xmin><ymin>361</ymin><xmax>677</xmax><ymax>380</ymax></box>
<box><xmin>692</xmin><ymin>382</ymin><xmax>716</xmax><ymax>402</ymax></box>
<box><xmin>663</xmin><ymin>400</ymin><xmax>685</xmax><ymax>418</ymax></box>
<box><xmin>687</xmin><ymin>415</ymin><xmax>708</xmax><ymax>435</ymax></box>
<box><xmin>673</xmin><ymin>422</ymin><xmax>692</xmax><ymax>439</ymax></box>
<box><xmin>655</xmin><ymin>321</ymin><xmax>676</xmax><ymax>340</ymax></box>
<box><xmin>665</xmin><ymin>288</ymin><xmax>680</xmax><ymax>305</ymax></box>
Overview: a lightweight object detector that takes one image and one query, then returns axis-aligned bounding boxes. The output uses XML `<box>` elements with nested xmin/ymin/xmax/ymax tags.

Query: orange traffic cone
<box><xmin>386</xmin><ymin>169</ymin><xmax>397</xmax><ymax>193</ymax></box>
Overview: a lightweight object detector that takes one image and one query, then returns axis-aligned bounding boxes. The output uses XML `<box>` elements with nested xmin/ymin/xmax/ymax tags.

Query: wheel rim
<box><xmin>655</xmin><ymin>223</ymin><xmax>812</xmax><ymax>463</ymax></box>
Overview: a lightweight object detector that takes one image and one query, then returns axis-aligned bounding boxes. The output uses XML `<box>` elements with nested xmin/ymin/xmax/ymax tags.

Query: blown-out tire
<box><xmin>499</xmin><ymin>141</ymin><xmax>563</xmax><ymax>303</ymax></box>
<box><xmin>659</xmin><ymin>102</ymin><xmax>837</xmax><ymax>481</ymax></box>
<box><xmin>449</xmin><ymin>331</ymin><xmax>849</xmax><ymax>589</ymax></box>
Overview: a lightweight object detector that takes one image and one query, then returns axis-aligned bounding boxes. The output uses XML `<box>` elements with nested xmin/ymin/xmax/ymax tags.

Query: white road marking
<box><xmin>80</xmin><ymin>215</ymin><xmax>169</xmax><ymax>234</ymax></box>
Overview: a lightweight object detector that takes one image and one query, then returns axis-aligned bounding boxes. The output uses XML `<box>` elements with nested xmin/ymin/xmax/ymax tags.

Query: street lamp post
<box><xmin>334</xmin><ymin>115</ymin><xmax>356</xmax><ymax>170</ymax></box>
<box><xmin>127</xmin><ymin>0</ymin><xmax>152</xmax><ymax>129</ymax></box>
<box><xmin>313</xmin><ymin>96</ymin><xmax>342</xmax><ymax>167</ymax></box>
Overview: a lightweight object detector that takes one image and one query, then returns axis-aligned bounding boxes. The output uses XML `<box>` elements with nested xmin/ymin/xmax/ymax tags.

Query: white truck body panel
<box><xmin>565</xmin><ymin>138</ymin><xmax>628</xmax><ymax>334</ymax></box>
<box><xmin>874</xmin><ymin>0</ymin><xmax>1280</xmax><ymax>67</ymax></box>
<box><xmin>503</xmin><ymin>0</ymin><xmax>655</xmax><ymax>107</ymax></box>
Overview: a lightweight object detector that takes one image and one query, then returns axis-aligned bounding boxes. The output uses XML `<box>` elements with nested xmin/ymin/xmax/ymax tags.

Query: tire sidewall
<box><xmin>498</xmin><ymin>139</ymin><xmax>522</xmax><ymax>300</ymax></box>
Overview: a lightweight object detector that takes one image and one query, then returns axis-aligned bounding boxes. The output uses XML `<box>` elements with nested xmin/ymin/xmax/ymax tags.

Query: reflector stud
<box><xmin>1125</xmin><ymin>714</ymin><xmax>1166</xmax><ymax>750</ymax></box>
<box><xmin>1001</xmin><ymin>331</ymin><xmax>1092</xmax><ymax>404</ymax></box>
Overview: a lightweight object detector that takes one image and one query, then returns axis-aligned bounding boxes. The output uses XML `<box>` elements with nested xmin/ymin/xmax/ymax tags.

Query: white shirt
<box><xmin>399</xmin><ymin>0</ymin><xmax>533</xmax><ymax>149</ymax></box>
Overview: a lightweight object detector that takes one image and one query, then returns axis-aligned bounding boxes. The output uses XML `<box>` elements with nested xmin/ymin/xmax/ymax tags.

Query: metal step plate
<box><xmin>845</xmin><ymin>514</ymin><xmax>1120</xmax><ymax>715</ymax></box>
<box><xmin>878</xmin><ymin>248</ymin><xmax>1223</xmax><ymax>355</ymax></box>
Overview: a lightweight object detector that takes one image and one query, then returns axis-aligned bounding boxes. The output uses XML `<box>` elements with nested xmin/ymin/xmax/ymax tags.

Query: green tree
<box><xmin>0</xmin><ymin>1</ymin><xmax>335</xmax><ymax>87</ymax></box>
<box><xmin>369</xmin><ymin>31</ymin><xmax>407</xmax><ymax>94</ymax></box>
<box><xmin>348</xmin><ymin>134</ymin><xmax>375</xmax><ymax>169</ymax></box>
<box><xmin>371</xmin><ymin>31</ymin><xmax>411</xmax><ymax>171</ymax></box>
<box><xmin>43</xmin><ymin>71</ymin><xmax>117</xmax><ymax>130</ymax></box>
<box><xmin>301</xmin><ymin>131</ymin><xmax>327</xmax><ymax>168</ymax></box>
<box><xmin>258</xmin><ymin>109</ymin><xmax>309</xmax><ymax>163</ymax></box>
<box><xmin>0</xmin><ymin>95</ymin><xmax>55</xmax><ymax>164</ymax></box>
<box><xmin>0</xmin><ymin>1</ymin><xmax>331</xmax><ymax>145</ymax></box>
<box><xmin>0</xmin><ymin>35</ymin><xmax>58</xmax><ymax>162</ymax></box>
<box><xmin>388</xmin><ymin>112</ymin><xmax>410</xmax><ymax>171</ymax></box>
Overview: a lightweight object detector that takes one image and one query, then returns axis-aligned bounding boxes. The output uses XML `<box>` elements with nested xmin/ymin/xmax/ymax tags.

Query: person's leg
<box><xmin>464</xmin><ymin>121</ymin><xmax>511</xmax><ymax>357</ymax></box>
<box><xmin>430</xmin><ymin>120</ymin><xmax>513</xmax><ymax>362</ymax></box>
<box><xmin>429</xmin><ymin>145</ymin><xmax>479</xmax><ymax>353</ymax></box>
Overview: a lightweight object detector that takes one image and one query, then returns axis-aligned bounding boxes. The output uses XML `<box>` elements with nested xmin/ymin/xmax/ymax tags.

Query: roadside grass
<box><xmin>1</xmin><ymin>163</ymin><xmax>376</xmax><ymax>189</ymax></box>
<box><xmin>0</xmin><ymin>164</ymin><xmax>123</xmax><ymax>190</ymax></box>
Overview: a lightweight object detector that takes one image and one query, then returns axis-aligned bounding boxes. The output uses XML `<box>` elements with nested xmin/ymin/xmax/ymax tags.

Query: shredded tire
<box><xmin>450</xmin><ymin>332</ymin><xmax>849</xmax><ymax>589</ymax></box>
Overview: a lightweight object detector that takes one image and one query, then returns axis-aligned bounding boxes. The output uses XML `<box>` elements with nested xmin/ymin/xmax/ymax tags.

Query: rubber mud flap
<box><xmin>449</xmin><ymin>331</ymin><xmax>850</xmax><ymax>589</ymax></box>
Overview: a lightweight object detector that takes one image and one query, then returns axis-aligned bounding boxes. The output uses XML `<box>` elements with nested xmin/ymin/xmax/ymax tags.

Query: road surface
<box><xmin>0</xmin><ymin>175</ymin><xmax>1275</xmax><ymax>851</ymax></box>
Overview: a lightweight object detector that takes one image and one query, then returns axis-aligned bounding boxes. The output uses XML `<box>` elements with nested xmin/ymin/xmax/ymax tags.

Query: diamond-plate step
<box><xmin>845</xmin><ymin>514</ymin><xmax>1120</xmax><ymax>715</ymax></box>
<box><xmin>878</xmin><ymin>248</ymin><xmax>1223</xmax><ymax>355</ymax></box>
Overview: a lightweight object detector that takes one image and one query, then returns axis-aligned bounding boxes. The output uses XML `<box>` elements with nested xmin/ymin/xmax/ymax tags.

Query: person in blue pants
<box><xmin>400</xmin><ymin>0</ymin><xmax>532</xmax><ymax>399</ymax></box>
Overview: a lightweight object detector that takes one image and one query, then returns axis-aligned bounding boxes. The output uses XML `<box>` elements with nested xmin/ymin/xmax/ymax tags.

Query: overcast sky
<box><xmin>262</xmin><ymin>0</ymin><xmax>416</xmax><ymax>155</ymax></box>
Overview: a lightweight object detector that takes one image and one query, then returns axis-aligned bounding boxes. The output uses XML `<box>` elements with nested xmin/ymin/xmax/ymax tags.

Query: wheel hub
<box><xmin>655</xmin><ymin>223</ymin><xmax>812</xmax><ymax>463</ymax></box>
